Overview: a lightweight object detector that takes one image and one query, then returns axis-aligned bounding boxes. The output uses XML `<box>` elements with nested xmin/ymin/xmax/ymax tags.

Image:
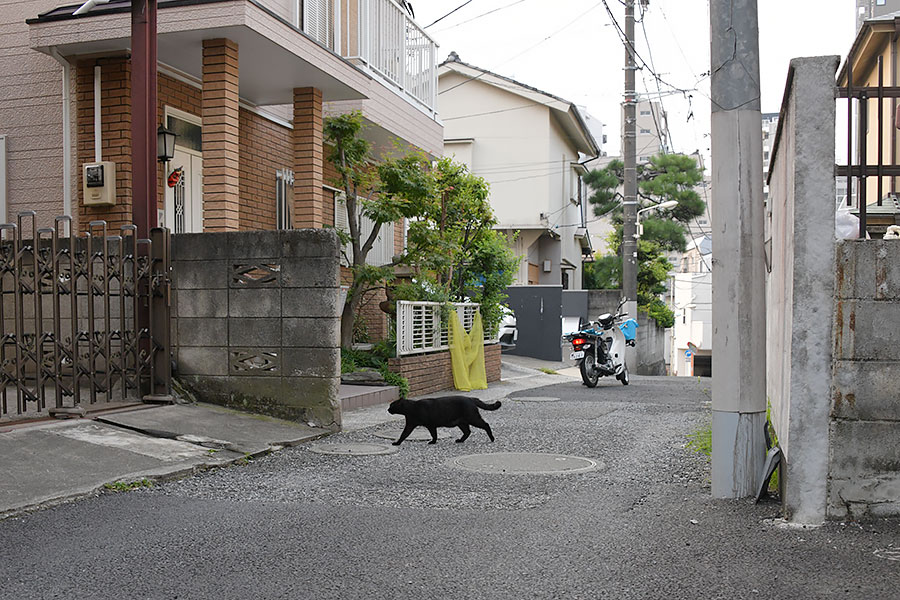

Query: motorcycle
<box><xmin>565</xmin><ymin>298</ymin><xmax>638</xmax><ymax>387</ymax></box>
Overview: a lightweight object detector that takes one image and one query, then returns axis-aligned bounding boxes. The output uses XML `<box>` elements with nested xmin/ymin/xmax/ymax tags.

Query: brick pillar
<box><xmin>293</xmin><ymin>87</ymin><xmax>324</xmax><ymax>228</ymax></box>
<box><xmin>202</xmin><ymin>38</ymin><xmax>240</xmax><ymax>232</ymax></box>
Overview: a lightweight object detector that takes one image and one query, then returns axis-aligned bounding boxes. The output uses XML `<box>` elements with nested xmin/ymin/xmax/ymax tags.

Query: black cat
<box><xmin>387</xmin><ymin>396</ymin><xmax>502</xmax><ymax>445</ymax></box>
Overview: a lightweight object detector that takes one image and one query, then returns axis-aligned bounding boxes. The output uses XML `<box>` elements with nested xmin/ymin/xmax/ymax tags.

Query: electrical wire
<box><xmin>424</xmin><ymin>0</ymin><xmax>475</xmax><ymax>29</ymax></box>
<box><xmin>432</xmin><ymin>0</ymin><xmax>529</xmax><ymax>31</ymax></box>
<box><xmin>439</xmin><ymin>1</ymin><xmax>604</xmax><ymax>96</ymax></box>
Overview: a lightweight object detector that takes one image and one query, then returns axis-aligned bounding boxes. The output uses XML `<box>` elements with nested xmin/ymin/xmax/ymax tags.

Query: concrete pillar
<box><xmin>201</xmin><ymin>38</ymin><xmax>240</xmax><ymax>232</ymax></box>
<box><xmin>709</xmin><ymin>0</ymin><xmax>767</xmax><ymax>498</ymax></box>
<box><xmin>293</xmin><ymin>87</ymin><xmax>325</xmax><ymax>229</ymax></box>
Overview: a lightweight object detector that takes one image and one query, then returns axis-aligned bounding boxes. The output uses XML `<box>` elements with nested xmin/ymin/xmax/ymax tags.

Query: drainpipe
<box><xmin>94</xmin><ymin>65</ymin><xmax>102</xmax><ymax>162</ymax></box>
<box><xmin>49</xmin><ymin>49</ymin><xmax>73</xmax><ymax>225</ymax></box>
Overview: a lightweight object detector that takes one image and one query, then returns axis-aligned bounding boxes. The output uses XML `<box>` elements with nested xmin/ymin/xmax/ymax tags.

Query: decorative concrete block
<box><xmin>832</xmin><ymin>360</ymin><xmax>900</xmax><ymax>421</ymax></box>
<box><xmin>177</xmin><ymin>346</ymin><xmax>230</xmax><ymax>376</ymax></box>
<box><xmin>282</xmin><ymin>288</ymin><xmax>340</xmax><ymax>318</ymax></box>
<box><xmin>178</xmin><ymin>317</ymin><xmax>228</xmax><ymax>347</ymax></box>
<box><xmin>228</xmin><ymin>288</ymin><xmax>281</xmax><ymax>318</ymax></box>
<box><xmin>173</xmin><ymin>259</ymin><xmax>228</xmax><ymax>290</ymax></box>
<box><xmin>835</xmin><ymin>240</ymin><xmax>876</xmax><ymax>300</ymax></box>
<box><xmin>229</xmin><ymin>317</ymin><xmax>282</xmax><ymax>347</ymax></box>
<box><xmin>175</xmin><ymin>289</ymin><xmax>228</xmax><ymax>318</ymax></box>
<box><xmin>171</xmin><ymin>232</ymin><xmax>228</xmax><ymax>260</ymax></box>
<box><xmin>280</xmin><ymin>257</ymin><xmax>339</xmax><ymax>288</ymax></box>
<box><xmin>229</xmin><ymin>347</ymin><xmax>281</xmax><ymax>376</ymax></box>
<box><xmin>875</xmin><ymin>240</ymin><xmax>900</xmax><ymax>300</ymax></box>
<box><xmin>282</xmin><ymin>317</ymin><xmax>340</xmax><ymax>348</ymax></box>
<box><xmin>281</xmin><ymin>347</ymin><xmax>340</xmax><ymax>378</ymax></box>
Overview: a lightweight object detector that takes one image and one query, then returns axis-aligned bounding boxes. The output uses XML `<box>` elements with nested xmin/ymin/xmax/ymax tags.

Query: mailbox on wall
<box><xmin>82</xmin><ymin>161</ymin><xmax>116</xmax><ymax>206</ymax></box>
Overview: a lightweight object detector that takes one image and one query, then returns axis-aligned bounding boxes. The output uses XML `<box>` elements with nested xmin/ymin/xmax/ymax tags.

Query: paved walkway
<box><xmin>1</xmin><ymin>355</ymin><xmax>564</xmax><ymax>518</ymax></box>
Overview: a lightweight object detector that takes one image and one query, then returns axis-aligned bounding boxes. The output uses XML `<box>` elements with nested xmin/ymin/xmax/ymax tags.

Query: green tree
<box><xmin>325</xmin><ymin>112</ymin><xmax>431</xmax><ymax>349</ymax></box>
<box><xmin>582</xmin><ymin>153</ymin><xmax>705</xmax><ymax>327</ymax></box>
<box><xmin>326</xmin><ymin>114</ymin><xmax>517</xmax><ymax>347</ymax></box>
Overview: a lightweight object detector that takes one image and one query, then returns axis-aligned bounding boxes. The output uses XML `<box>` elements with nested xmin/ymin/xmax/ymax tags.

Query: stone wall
<box><xmin>171</xmin><ymin>229</ymin><xmax>342</xmax><ymax>428</ymax></box>
<box><xmin>389</xmin><ymin>343</ymin><xmax>502</xmax><ymax>397</ymax></box>
<box><xmin>831</xmin><ymin>240</ymin><xmax>900</xmax><ymax>518</ymax></box>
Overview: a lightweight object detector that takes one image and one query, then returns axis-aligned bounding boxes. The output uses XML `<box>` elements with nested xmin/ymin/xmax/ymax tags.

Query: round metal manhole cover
<box><xmin>512</xmin><ymin>396</ymin><xmax>560</xmax><ymax>403</ymax></box>
<box><xmin>308</xmin><ymin>442</ymin><xmax>398</xmax><ymax>456</ymax></box>
<box><xmin>449</xmin><ymin>453</ymin><xmax>601</xmax><ymax>475</ymax></box>
<box><xmin>372</xmin><ymin>428</ymin><xmax>454</xmax><ymax>442</ymax></box>
<box><xmin>874</xmin><ymin>547</ymin><xmax>900</xmax><ymax>561</ymax></box>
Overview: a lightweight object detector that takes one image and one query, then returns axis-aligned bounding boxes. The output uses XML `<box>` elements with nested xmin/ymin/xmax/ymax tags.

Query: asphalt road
<box><xmin>2</xmin><ymin>376</ymin><xmax>898</xmax><ymax>600</ymax></box>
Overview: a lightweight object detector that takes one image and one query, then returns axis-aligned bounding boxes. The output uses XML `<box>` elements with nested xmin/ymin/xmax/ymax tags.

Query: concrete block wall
<box><xmin>831</xmin><ymin>240</ymin><xmax>900</xmax><ymax>518</ymax></box>
<box><xmin>389</xmin><ymin>343</ymin><xmax>502</xmax><ymax>397</ymax></box>
<box><xmin>171</xmin><ymin>229</ymin><xmax>343</xmax><ymax>428</ymax></box>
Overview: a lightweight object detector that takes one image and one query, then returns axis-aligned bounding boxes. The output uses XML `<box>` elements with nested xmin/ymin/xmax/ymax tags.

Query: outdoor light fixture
<box><xmin>157</xmin><ymin>125</ymin><xmax>177</xmax><ymax>163</ymax></box>
<box><xmin>635</xmin><ymin>200</ymin><xmax>679</xmax><ymax>238</ymax></box>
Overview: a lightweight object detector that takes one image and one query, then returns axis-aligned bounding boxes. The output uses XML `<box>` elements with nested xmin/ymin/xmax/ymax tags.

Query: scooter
<box><xmin>565</xmin><ymin>298</ymin><xmax>638</xmax><ymax>387</ymax></box>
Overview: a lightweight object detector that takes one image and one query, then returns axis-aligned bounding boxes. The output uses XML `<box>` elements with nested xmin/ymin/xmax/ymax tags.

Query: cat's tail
<box><xmin>474</xmin><ymin>399</ymin><xmax>501</xmax><ymax>411</ymax></box>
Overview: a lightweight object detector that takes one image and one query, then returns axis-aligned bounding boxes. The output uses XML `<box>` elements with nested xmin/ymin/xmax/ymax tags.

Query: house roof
<box><xmin>837</xmin><ymin>11</ymin><xmax>900</xmax><ymax>84</ymax></box>
<box><xmin>438</xmin><ymin>53</ymin><xmax>600</xmax><ymax>157</ymax></box>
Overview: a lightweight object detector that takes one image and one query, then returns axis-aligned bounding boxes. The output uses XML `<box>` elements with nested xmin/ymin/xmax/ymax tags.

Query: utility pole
<box><xmin>709</xmin><ymin>0</ymin><xmax>766</xmax><ymax>497</ymax></box>
<box><xmin>131</xmin><ymin>0</ymin><xmax>158</xmax><ymax>240</ymax></box>
<box><xmin>621</xmin><ymin>0</ymin><xmax>638</xmax><ymax>330</ymax></box>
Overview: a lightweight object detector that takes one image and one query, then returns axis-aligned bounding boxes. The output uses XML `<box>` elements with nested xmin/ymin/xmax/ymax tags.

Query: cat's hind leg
<box><xmin>427</xmin><ymin>426</ymin><xmax>439</xmax><ymax>444</ymax></box>
<box><xmin>471</xmin><ymin>418</ymin><xmax>495</xmax><ymax>442</ymax></box>
<box><xmin>456</xmin><ymin>423</ymin><xmax>471</xmax><ymax>443</ymax></box>
<box><xmin>393</xmin><ymin>422</ymin><xmax>416</xmax><ymax>446</ymax></box>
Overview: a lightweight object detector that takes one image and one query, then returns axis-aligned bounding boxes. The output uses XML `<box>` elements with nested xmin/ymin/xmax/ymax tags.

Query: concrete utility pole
<box><xmin>622</xmin><ymin>0</ymin><xmax>638</xmax><ymax>326</ymax></box>
<box><xmin>709</xmin><ymin>0</ymin><xmax>767</xmax><ymax>497</ymax></box>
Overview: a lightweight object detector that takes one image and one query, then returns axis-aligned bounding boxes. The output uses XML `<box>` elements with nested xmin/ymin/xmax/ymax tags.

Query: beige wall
<box><xmin>0</xmin><ymin>0</ymin><xmax>74</xmax><ymax>229</ymax></box>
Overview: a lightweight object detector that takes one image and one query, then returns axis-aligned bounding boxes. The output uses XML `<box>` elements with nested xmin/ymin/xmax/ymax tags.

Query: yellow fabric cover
<box><xmin>448</xmin><ymin>310</ymin><xmax>488</xmax><ymax>391</ymax></box>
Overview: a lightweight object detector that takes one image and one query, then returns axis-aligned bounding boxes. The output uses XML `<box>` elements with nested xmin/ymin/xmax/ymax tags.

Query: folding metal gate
<box><xmin>0</xmin><ymin>212</ymin><xmax>171</xmax><ymax>422</ymax></box>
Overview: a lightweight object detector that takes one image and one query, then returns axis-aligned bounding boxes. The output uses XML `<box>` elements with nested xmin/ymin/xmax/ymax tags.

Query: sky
<box><xmin>413</xmin><ymin>0</ymin><xmax>857</xmax><ymax>164</ymax></box>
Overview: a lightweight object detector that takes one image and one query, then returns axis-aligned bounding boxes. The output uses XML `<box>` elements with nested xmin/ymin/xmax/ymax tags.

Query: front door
<box><xmin>164</xmin><ymin>148</ymin><xmax>203</xmax><ymax>234</ymax></box>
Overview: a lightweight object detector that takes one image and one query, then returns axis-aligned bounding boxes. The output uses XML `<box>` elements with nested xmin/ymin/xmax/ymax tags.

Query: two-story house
<box><xmin>3</xmin><ymin>0</ymin><xmax>441</xmax><ymax>244</ymax></box>
<box><xmin>437</xmin><ymin>53</ymin><xmax>599</xmax><ymax>290</ymax></box>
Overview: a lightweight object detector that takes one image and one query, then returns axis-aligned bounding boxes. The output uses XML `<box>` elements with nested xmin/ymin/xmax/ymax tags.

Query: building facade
<box><xmin>438</xmin><ymin>53</ymin><xmax>599</xmax><ymax>289</ymax></box>
<box><xmin>4</xmin><ymin>0</ymin><xmax>441</xmax><ymax>239</ymax></box>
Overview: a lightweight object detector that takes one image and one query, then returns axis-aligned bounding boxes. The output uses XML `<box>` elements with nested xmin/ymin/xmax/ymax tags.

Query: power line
<box><xmin>433</xmin><ymin>0</ymin><xmax>529</xmax><ymax>31</ymax></box>
<box><xmin>424</xmin><ymin>0</ymin><xmax>475</xmax><ymax>29</ymax></box>
<box><xmin>439</xmin><ymin>1</ymin><xmax>604</xmax><ymax>96</ymax></box>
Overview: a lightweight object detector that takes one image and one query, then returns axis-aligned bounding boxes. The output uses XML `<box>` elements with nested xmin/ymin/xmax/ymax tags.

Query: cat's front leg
<box><xmin>393</xmin><ymin>422</ymin><xmax>416</xmax><ymax>446</ymax></box>
<box><xmin>427</xmin><ymin>426</ymin><xmax>438</xmax><ymax>444</ymax></box>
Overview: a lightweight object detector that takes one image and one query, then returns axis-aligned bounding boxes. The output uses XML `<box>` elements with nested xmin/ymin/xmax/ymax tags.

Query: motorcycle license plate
<box><xmin>570</xmin><ymin>351</ymin><xmax>584</xmax><ymax>360</ymax></box>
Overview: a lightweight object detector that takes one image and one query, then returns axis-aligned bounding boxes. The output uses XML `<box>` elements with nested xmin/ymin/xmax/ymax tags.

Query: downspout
<box><xmin>94</xmin><ymin>65</ymin><xmax>102</xmax><ymax>162</ymax></box>
<box><xmin>49</xmin><ymin>49</ymin><xmax>73</xmax><ymax>223</ymax></box>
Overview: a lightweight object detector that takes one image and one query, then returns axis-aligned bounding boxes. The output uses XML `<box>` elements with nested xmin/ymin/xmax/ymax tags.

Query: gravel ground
<box><xmin>1</xmin><ymin>375</ymin><xmax>898</xmax><ymax>600</ymax></box>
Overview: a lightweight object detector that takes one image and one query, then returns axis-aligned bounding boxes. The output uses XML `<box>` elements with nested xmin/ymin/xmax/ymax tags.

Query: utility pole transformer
<box><xmin>622</xmin><ymin>0</ymin><xmax>639</xmax><ymax>343</ymax></box>
<box><xmin>709</xmin><ymin>0</ymin><xmax>767</xmax><ymax>497</ymax></box>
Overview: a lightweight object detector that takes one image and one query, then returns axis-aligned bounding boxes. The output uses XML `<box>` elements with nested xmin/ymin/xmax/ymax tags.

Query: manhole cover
<box><xmin>512</xmin><ymin>396</ymin><xmax>560</xmax><ymax>402</ymax></box>
<box><xmin>450</xmin><ymin>452</ymin><xmax>601</xmax><ymax>475</ymax></box>
<box><xmin>874</xmin><ymin>547</ymin><xmax>900</xmax><ymax>561</ymax></box>
<box><xmin>372</xmin><ymin>428</ymin><xmax>454</xmax><ymax>442</ymax></box>
<box><xmin>308</xmin><ymin>442</ymin><xmax>398</xmax><ymax>456</ymax></box>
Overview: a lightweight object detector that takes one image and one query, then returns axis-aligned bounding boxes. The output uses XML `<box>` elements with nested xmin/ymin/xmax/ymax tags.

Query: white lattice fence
<box><xmin>396</xmin><ymin>301</ymin><xmax>496</xmax><ymax>356</ymax></box>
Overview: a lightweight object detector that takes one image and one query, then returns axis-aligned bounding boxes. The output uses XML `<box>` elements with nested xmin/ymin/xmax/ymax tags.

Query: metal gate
<box><xmin>0</xmin><ymin>212</ymin><xmax>171</xmax><ymax>422</ymax></box>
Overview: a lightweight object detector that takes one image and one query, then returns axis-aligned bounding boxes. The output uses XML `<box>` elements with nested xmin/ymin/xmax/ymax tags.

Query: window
<box><xmin>301</xmin><ymin>0</ymin><xmax>334</xmax><ymax>47</ymax></box>
<box><xmin>166</xmin><ymin>112</ymin><xmax>202</xmax><ymax>152</ymax></box>
<box><xmin>877</xmin><ymin>0</ymin><xmax>886</xmax><ymax>6</ymax></box>
<box><xmin>640</xmin><ymin>110</ymin><xmax>651</xmax><ymax>116</ymax></box>
<box><xmin>276</xmin><ymin>169</ymin><xmax>294</xmax><ymax>230</ymax></box>
<box><xmin>640</xmin><ymin>128</ymin><xmax>651</xmax><ymax>134</ymax></box>
<box><xmin>334</xmin><ymin>191</ymin><xmax>395</xmax><ymax>267</ymax></box>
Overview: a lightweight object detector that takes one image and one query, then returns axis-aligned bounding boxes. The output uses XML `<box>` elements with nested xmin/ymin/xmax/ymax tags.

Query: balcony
<box><xmin>336</xmin><ymin>0</ymin><xmax>438</xmax><ymax>116</ymax></box>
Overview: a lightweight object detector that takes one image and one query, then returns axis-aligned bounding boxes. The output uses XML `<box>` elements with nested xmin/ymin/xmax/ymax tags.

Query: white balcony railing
<box><xmin>396</xmin><ymin>301</ymin><xmax>496</xmax><ymax>356</ymax></box>
<box><xmin>343</xmin><ymin>0</ymin><xmax>438</xmax><ymax>115</ymax></box>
